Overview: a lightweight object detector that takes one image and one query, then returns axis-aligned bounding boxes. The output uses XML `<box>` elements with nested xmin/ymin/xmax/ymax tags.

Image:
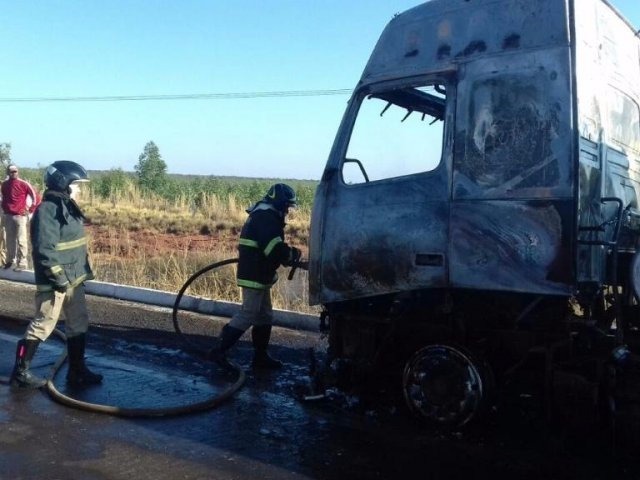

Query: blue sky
<box><xmin>1</xmin><ymin>0</ymin><xmax>639</xmax><ymax>180</ymax></box>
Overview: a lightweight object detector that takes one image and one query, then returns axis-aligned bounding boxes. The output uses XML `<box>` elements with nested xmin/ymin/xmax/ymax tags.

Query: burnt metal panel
<box><xmin>448</xmin><ymin>46</ymin><xmax>575</xmax><ymax>294</ymax></box>
<box><xmin>449</xmin><ymin>200</ymin><xmax>573</xmax><ymax>295</ymax></box>
<box><xmin>361</xmin><ymin>0</ymin><xmax>570</xmax><ymax>84</ymax></box>
<box><xmin>309</xmin><ymin>0</ymin><xmax>640</xmax><ymax>305</ymax></box>
<box><xmin>453</xmin><ymin>48</ymin><xmax>574</xmax><ymax>200</ymax></box>
<box><xmin>575</xmin><ymin>0</ymin><xmax>640</xmax><ymax>281</ymax></box>
<box><xmin>314</xmin><ymin>167</ymin><xmax>450</xmax><ymax>304</ymax></box>
<box><xmin>576</xmin><ymin>137</ymin><xmax>606</xmax><ymax>283</ymax></box>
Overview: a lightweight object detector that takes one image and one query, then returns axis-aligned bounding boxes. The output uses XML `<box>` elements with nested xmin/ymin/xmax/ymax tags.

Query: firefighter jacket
<box><xmin>31</xmin><ymin>190</ymin><xmax>94</xmax><ymax>292</ymax></box>
<box><xmin>237</xmin><ymin>203</ymin><xmax>296</xmax><ymax>290</ymax></box>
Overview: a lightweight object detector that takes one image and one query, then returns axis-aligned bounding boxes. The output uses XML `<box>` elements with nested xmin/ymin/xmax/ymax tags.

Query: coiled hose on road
<box><xmin>2</xmin><ymin>258</ymin><xmax>246</xmax><ymax>418</ymax></box>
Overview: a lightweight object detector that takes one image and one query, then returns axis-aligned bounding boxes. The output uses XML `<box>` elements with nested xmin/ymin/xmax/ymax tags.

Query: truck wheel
<box><xmin>402</xmin><ymin>344</ymin><xmax>492</xmax><ymax>427</ymax></box>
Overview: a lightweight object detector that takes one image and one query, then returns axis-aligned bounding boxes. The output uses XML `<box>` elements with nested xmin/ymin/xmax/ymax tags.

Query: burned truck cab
<box><xmin>309</xmin><ymin>0</ymin><xmax>640</xmax><ymax>426</ymax></box>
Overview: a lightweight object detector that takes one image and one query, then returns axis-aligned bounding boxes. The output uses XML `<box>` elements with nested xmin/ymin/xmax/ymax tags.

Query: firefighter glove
<box><xmin>53</xmin><ymin>283</ymin><xmax>69</xmax><ymax>294</ymax></box>
<box><xmin>285</xmin><ymin>247</ymin><xmax>302</xmax><ymax>266</ymax></box>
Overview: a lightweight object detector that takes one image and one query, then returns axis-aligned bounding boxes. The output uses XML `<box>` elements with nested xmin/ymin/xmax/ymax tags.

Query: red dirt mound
<box><xmin>86</xmin><ymin>225</ymin><xmax>237</xmax><ymax>259</ymax></box>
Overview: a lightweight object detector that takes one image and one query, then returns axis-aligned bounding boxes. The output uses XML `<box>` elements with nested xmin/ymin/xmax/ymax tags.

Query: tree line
<box><xmin>1</xmin><ymin>141</ymin><xmax>317</xmax><ymax>211</ymax></box>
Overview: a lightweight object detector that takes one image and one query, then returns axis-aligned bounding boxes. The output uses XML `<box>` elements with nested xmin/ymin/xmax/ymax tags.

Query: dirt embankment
<box><xmin>86</xmin><ymin>224</ymin><xmax>308</xmax><ymax>259</ymax></box>
<box><xmin>86</xmin><ymin>225</ymin><xmax>237</xmax><ymax>258</ymax></box>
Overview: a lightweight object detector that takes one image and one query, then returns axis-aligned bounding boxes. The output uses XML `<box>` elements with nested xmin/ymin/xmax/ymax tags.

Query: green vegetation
<box><xmin>17</xmin><ymin>169</ymin><xmax>318</xmax><ymax>217</ymax></box>
<box><xmin>81</xmin><ymin>190</ymin><xmax>314</xmax><ymax>312</ymax></box>
<box><xmin>87</xmin><ymin>170</ymin><xmax>317</xmax><ymax>222</ymax></box>
<box><xmin>9</xmin><ymin>143</ymin><xmax>318</xmax><ymax>312</ymax></box>
<box><xmin>18</xmin><ymin>164</ymin><xmax>316</xmax><ymax>239</ymax></box>
<box><xmin>16</xmin><ymin>140</ymin><xmax>316</xmax><ymax>214</ymax></box>
<box><xmin>0</xmin><ymin>143</ymin><xmax>11</xmax><ymax>170</ymax></box>
<box><xmin>135</xmin><ymin>141</ymin><xmax>168</xmax><ymax>193</ymax></box>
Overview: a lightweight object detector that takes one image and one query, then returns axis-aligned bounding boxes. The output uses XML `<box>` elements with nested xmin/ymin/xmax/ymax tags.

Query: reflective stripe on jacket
<box><xmin>236</xmin><ymin>204</ymin><xmax>294</xmax><ymax>290</ymax></box>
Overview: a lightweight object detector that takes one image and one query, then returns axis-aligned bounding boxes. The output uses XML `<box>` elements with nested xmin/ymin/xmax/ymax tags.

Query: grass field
<box><xmin>15</xmin><ymin>169</ymin><xmax>317</xmax><ymax>314</ymax></box>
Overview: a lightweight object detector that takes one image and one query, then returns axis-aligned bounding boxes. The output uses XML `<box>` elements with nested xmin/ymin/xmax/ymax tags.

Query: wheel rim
<box><xmin>402</xmin><ymin>344</ymin><xmax>486</xmax><ymax>427</ymax></box>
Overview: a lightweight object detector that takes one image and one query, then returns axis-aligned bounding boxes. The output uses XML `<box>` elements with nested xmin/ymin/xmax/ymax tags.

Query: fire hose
<box><xmin>1</xmin><ymin>258</ymin><xmax>248</xmax><ymax>417</ymax></box>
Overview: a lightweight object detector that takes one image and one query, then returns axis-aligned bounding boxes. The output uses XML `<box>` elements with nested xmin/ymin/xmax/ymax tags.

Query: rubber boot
<box><xmin>251</xmin><ymin>325</ymin><xmax>283</xmax><ymax>370</ymax></box>
<box><xmin>10</xmin><ymin>339</ymin><xmax>47</xmax><ymax>389</ymax></box>
<box><xmin>208</xmin><ymin>325</ymin><xmax>244</xmax><ymax>370</ymax></box>
<box><xmin>66</xmin><ymin>334</ymin><xmax>103</xmax><ymax>386</ymax></box>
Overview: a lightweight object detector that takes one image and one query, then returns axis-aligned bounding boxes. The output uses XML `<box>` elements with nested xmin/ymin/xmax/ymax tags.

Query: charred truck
<box><xmin>308</xmin><ymin>0</ymin><xmax>640</xmax><ymax>427</ymax></box>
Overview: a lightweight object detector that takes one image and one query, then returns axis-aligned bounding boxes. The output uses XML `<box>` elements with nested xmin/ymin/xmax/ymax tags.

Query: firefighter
<box><xmin>10</xmin><ymin>161</ymin><xmax>102</xmax><ymax>388</ymax></box>
<box><xmin>209</xmin><ymin>183</ymin><xmax>302</xmax><ymax>370</ymax></box>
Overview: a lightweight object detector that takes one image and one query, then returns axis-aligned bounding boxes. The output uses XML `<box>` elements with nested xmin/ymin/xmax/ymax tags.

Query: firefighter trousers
<box><xmin>25</xmin><ymin>284</ymin><xmax>90</xmax><ymax>342</ymax></box>
<box><xmin>228</xmin><ymin>287</ymin><xmax>273</xmax><ymax>331</ymax></box>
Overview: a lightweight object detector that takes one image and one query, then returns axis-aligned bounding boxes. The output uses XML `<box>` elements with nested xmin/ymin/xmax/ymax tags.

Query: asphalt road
<box><xmin>0</xmin><ymin>279</ymin><xmax>639</xmax><ymax>479</ymax></box>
